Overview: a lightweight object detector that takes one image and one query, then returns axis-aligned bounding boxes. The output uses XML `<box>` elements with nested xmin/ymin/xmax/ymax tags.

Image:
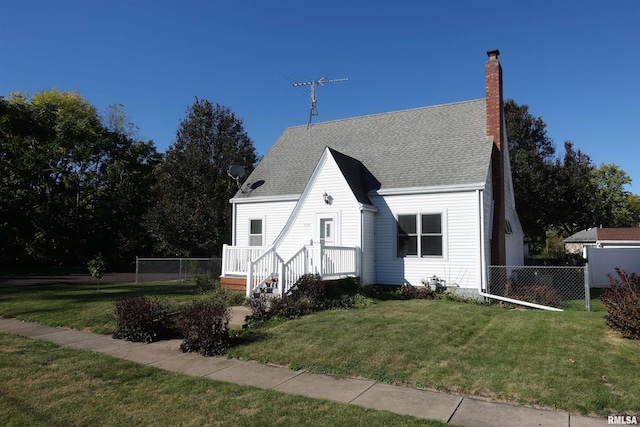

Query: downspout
<box><xmin>477</xmin><ymin>189</ymin><xmax>562</xmax><ymax>311</ymax></box>
<box><xmin>231</xmin><ymin>200</ymin><xmax>237</xmax><ymax>246</ymax></box>
<box><xmin>360</xmin><ymin>206</ymin><xmax>366</xmax><ymax>281</ymax></box>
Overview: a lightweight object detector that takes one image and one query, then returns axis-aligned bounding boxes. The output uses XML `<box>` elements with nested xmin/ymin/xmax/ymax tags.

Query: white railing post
<box><xmin>221</xmin><ymin>244</ymin><xmax>228</xmax><ymax>277</ymax></box>
<box><xmin>246</xmin><ymin>260</ymin><xmax>253</xmax><ymax>298</ymax></box>
<box><xmin>278</xmin><ymin>261</ymin><xmax>284</xmax><ymax>296</ymax></box>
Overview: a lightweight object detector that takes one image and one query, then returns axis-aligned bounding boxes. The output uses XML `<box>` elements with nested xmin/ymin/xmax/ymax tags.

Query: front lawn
<box><xmin>1</xmin><ymin>281</ymin><xmax>638</xmax><ymax>417</ymax></box>
<box><xmin>0</xmin><ymin>281</ymin><xmax>225</xmax><ymax>334</ymax></box>
<box><xmin>230</xmin><ymin>299</ymin><xmax>640</xmax><ymax>417</ymax></box>
<box><xmin>0</xmin><ymin>333</ymin><xmax>441</xmax><ymax>426</ymax></box>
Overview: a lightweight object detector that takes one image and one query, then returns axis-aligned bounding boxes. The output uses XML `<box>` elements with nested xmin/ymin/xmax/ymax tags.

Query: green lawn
<box><xmin>229</xmin><ymin>298</ymin><xmax>640</xmax><ymax>417</ymax></box>
<box><xmin>0</xmin><ymin>281</ymin><xmax>221</xmax><ymax>334</ymax></box>
<box><xmin>0</xmin><ymin>333</ymin><xmax>442</xmax><ymax>427</ymax></box>
<box><xmin>1</xmin><ymin>281</ymin><xmax>638</xmax><ymax>417</ymax></box>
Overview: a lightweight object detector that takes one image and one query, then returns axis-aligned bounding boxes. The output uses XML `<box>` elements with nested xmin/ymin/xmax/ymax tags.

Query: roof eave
<box><xmin>230</xmin><ymin>194</ymin><xmax>300</xmax><ymax>204</ymax></box>
<box><xmin>374</xmin><ymin>182</ymin><xmax>487</xmax><ymax>196</ymax></box>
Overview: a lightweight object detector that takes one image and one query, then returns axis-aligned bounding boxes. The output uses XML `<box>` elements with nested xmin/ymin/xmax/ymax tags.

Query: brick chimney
<box><xmin>486</xmin><ymin>49</ymin><xmax>506</xmax><ymax>265</ymax></box>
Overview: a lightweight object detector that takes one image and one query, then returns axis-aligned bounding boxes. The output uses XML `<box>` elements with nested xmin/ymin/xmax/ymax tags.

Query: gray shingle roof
<box><xmin>328</xmin><ymin>148</ymin><xmax>380</xmax><ymax>206</ymax></box>
<box><xmin>563</xmin><ymin>228</ymin><xmax>598</xmax><ymax>243</ymax></box>
<box><xmin>236</xmin><ymin>99</ymin><xmax>492</xmax><ymax>199</ymax></box>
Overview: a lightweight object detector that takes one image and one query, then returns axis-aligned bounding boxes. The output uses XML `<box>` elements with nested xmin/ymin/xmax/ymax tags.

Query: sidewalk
<box><xmin>0</xmin><ymin>315</ymin><xmax>607</xmax><ymax>427</ymax></box>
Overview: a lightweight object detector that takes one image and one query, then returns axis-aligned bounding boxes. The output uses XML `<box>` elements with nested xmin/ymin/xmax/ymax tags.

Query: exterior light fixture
<box><xmin>323</xmin><ymin>192</ymin><xmax>330</xmax><ymax>204</ymax></box>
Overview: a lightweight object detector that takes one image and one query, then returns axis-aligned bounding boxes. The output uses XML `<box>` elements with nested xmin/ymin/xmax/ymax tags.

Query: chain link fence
<box><xmin>135</xmin><ymin>257</ymin><xmax>221</xmax><ymax>284</ymax></box>
<box><xmin>488</xmin><ymin>266</ymin><xmax>588</xmax><ymax>310</ymax></box>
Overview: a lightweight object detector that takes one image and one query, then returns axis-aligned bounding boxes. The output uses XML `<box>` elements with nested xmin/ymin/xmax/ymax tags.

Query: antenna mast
<box><xmin>292</xmin><ymin>76</ymin><xmax>348</xmax><ymax>128</ymax></box>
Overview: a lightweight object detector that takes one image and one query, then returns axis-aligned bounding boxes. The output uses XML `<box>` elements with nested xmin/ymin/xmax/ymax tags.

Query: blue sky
<box><xmin>2</xmin><ymin>1</ymin><xmax>639</xmax><ymax>192</ymax></box>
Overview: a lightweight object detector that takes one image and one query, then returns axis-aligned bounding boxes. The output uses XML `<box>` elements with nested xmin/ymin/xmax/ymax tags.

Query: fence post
<box><xmin>584</xmin><ymin>262</ymin><xmax>591</xmax><ymax>311</ymax></box>
<box><xmin>135</xmin><ymin>256</ymin><xmax>139</xmax><ymax>284</ymax></box>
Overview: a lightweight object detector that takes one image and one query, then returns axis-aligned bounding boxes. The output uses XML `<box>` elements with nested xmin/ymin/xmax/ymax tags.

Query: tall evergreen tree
<box><xmin>146</xmin><ymin>98</ymin><xmax>258</xmax><ymax>257</ymax></box>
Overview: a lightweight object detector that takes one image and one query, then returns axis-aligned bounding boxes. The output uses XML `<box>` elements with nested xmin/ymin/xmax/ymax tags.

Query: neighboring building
<box><xmin>563</xmin><ymin>228</ymin><xmax>598</xmax><ymax>254</ymax></box>
<box><xmin>220</xmin><ymin>50</ymin><xmax>525</xmax><ymax>299</ymax></box>
<box><xmin>564</xmin><ymin>227</ymin><xmax>640</xmax><ymax>254</ymax></box>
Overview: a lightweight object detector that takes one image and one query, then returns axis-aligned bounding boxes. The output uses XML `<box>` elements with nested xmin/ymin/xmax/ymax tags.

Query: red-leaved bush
<box><xmin>179</xmin><ymin>299</ymin><xmax>231</xmax><ymax>356</ymax></box>
<box><xmin>600</xmin><ymin>269</ymin><xmax>640</xmax><ymax>340</ymax></box>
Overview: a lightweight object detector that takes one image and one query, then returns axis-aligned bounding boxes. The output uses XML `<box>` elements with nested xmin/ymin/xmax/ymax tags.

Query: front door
<box><xmin>319</xmin><ymin>218</ymin><xmax>334</xmax><ymax>246</ymax></box>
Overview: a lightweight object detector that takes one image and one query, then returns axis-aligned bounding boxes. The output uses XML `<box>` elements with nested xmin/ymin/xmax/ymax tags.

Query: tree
<box><xmin>0</xmin><ymin>90</ymin><xmax>160</xmax><ymax>267</ymax></box>
<box><xmin>549</xmin><ymin>141</ymin><xmax>598</xmax><ymax>237</ymax></box>
<box><xmin>628</xmin><ymin>194</ymin><xmax>640</xmax><ymax>226</ymax></box>
<box><xmin>146</xmin><ymin>98</ymin><xmax>259</xmax><ymax>257</ymax></box>
<box><xmin>505</xmin><ymin>99</ymin><xmax>640</xmax><ymax>256</ymax></box>
<box><xmin>103</xmin><ymin>103</ymin><xmax>139</xmax><ymax>140</ymax></box>
<box><xmin>505</xmin><ymin>99</ymin><xmax>556</xmax><ymax>252</ymax></box>
<box><xmin>592</xmin><ymin>163</ymin><xmax>636</xmax><ymax>228</ymax></box>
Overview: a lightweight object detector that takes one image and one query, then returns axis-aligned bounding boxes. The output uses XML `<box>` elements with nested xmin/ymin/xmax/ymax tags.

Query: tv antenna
<box><xmin>292</xmin><ymin>76</ymin><xmax>348</xmax><ymax>128</ymax></box>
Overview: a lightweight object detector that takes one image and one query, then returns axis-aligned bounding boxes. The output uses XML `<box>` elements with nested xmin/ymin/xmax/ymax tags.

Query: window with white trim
<box><xmin>249</xmin><ymin>218</ymin><xmax>264</xmax><ymax>246</ymax></box>
<box><xmin>397</xmin><ymin>213</ymin><xmax>443</xmax><ymax>257</ymax></box>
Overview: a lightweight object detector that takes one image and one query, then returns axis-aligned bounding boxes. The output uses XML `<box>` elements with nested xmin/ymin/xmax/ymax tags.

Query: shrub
<box><xmin>397</xmin><ymin>284</ymin><xmax>435</xmax><ymax>300</ymax></box>
<box><xmin>246</xmin><ymin>275</ymin><xmax>370</xmax><ymax>325</ymax></box>
<box><xmin>509</xmin><ymin>285</ymin><xmax>561</xmax><ymax>308</ymax></box>
<box><xmin>113</xmin><ymin>296</ymin><xmax>174</xmax><ymax>343</ymax></box>
<box><xmin>179</xmin><ymin>299</ymin><xmax>231</xmax><ymax>356</ymax></box>
<box><xmin>288</xmin><ymin>274</ymin><xmax>325</xmax><ymax>303</ymax></box>
<box><xmin>193</xmin><ymin>274</ymin><xmax>220</xmax><ymax>294</ymax></box>
<box><xmin>601</xmin><ymin>269</ymin><xmax>640</xmax><ymax>340</ymax></box>
<box><xmin>247</xmin><ymin>294</ymin><xmax>270</xmax><ymax>320</ymax></box>
<box><xmin>359</xmin><ymin>285</ymin><xmax>403</xmax><ymax>300</ymax></box>
<box><xmin>324</xmin><ymin>276</ymin><xmax>361</xmax><ymax>299</ymax></box>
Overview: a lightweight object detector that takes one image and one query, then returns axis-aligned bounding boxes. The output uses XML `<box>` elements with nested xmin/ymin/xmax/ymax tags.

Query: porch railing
<box><xmin>246</xmin><ymin>246</ymin><xmax>282</xmax><ymax>298</ymax></box>
<box><xmin>221</xmin><ymin>244</ymin><xmax>268</xmax><ymax>276</ymax></box>
<box><xmin>280</xmin><ymin>245</ymin><xmax>358</xmax><ymax>294</ymax></box>
<box><xmin>281</xmin><ymin>246</ymin><xmax>310</xmax><ymax>294</ymax></box>
<box><xmin>321</xmin><ymin>245</ymin><xmax>358</xmax><ymax>277</ymax></box>
<box><xmin>222</xmin><ymin>243</ymin><xmax>359</xmax><ymax>297</ymax></box>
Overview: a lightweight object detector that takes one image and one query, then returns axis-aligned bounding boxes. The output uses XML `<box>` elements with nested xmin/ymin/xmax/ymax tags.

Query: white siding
<box><xmin>502</xmin><ymin>130</ymin><xmax>525</xmax><ymax>266</ymax></box>
<box><xmin>276</xmin><ymin>154</ymin><xmax>363</xmax><ymax>262</ymax></box>
<box><xmin>361</xmin><ymin>209</ymin><xmax>376</xmax><ymax>284</ymax></box>
<box><xmin>482</xmin><ymin>177</ymin><xmax>493</xmax><ymax>279</ymax></box>
<box><xmin>234</xmin><ymin>200</ymin><xmax>296</xmax><ymax>247</ymax></box>
<box><xmin>372</xmin><ymin>190</ymin><xmax>482</xmax><ymax>289</ymax></box>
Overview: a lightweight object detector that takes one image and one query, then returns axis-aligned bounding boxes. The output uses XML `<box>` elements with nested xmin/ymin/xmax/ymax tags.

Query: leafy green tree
<box><xmin>592</xmin><ymin>163</ymin><xmax>636</xmax><ymax>228</ymax></box>
<box><xmin>627</xmin><ymin>194</ymin><xmax>640</xmax><ymax>226</ymax></box>
<box><xmin>504</xmin><ymin>99</ymin><xmax>640</xmax><ymax>255</ymax></box>
<box><xmin>0</xmin><ymin>90</ymin><xmax>160</xmax><ymax>267</ymax></box>
<box><xmin>146</xmin><ymin>98</ymin><xmax>259</xmax><ymax>257</ymax></box>
<box><xmin>549</xmin><ymin>141</ymin><xmax>598</xmax><ymax>237</ymax></box>
<box><xmin>505</xmin><ymin>99</ymin><xmax>556</xmax><ymax>252</ymax></box>
<box><xmin>87</xmin><ymin>253</ymin><xmax>105</xmax><ymax>290</ymax></box>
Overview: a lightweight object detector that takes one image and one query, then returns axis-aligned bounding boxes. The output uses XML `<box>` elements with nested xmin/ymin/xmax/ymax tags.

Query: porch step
<box><xmin>252</xmin><ymin>286</ymin><xmax>275</xmax><ymax>299</ymax></box>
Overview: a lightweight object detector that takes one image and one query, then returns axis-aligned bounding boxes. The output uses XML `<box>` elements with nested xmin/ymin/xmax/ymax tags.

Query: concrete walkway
<box><xmin>0</xmin><ymin>315</ymin><xmax>608</xmax><ymax>427</ymax></box>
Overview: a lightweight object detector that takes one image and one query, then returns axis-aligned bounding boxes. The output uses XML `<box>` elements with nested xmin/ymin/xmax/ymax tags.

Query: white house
<box><xmin>220</xmin><ymin>50</ymin><xmax>524</xmax><ymax>298</ymax></box>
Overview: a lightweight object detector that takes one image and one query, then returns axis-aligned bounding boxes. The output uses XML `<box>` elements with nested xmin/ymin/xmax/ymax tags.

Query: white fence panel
<box><xmin>585</xmin><ymin>247</ymin><xmax>640</xmax><ymax>288</ymax></box>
